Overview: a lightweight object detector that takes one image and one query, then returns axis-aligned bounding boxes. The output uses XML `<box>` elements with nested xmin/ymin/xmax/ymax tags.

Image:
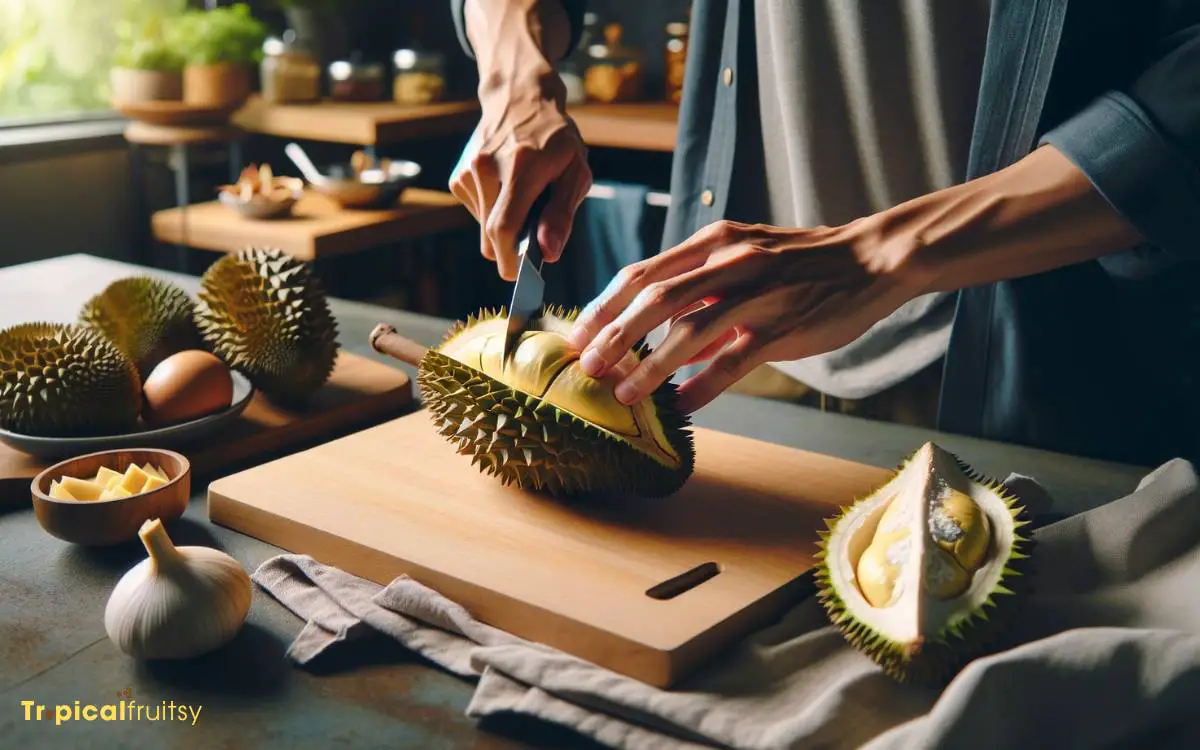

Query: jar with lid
<box><xmin>664</xmin><ymin>21</ymin><xmax>688</xmax><ymax>105</ymax></box>
<box><xmin>328</xmin><ymin>55</ymin><xmax>385</xmax><ymax>102</ymax></box>
<box><xmin>584</xmin><ymin>23</ymin><xmax>644</xmax><ymax>103</ymax></box>
<box><xmin>392</xmin><ymin>48</ymin><xmax>447</xmax><ymax>105</ymax></box>
<box><xmin>260</xmin><ymin>31</ymin><xmax>321</xmax><ymax>104</ymax></box>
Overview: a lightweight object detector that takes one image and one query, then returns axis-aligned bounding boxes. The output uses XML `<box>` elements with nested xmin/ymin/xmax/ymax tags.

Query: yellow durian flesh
<box><xmin>815</xmin><ymin>442</ymin><xmax>1033</xmax><ymax>686</ymax></box>
<box><xmin>436</xmin><ymin>311</ymin><xmax>681</xmax><ymax>469</ymax></box>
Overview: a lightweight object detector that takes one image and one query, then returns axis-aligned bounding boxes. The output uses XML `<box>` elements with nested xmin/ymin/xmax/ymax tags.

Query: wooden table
<box><xmin>0</xmin><ymin>255</ymin><xmax>1153</xmax><ymax>749</ymax></box>
<box><xmin>569</xmin><ymin>102</ymin><xmax>679</xmax><ymax>152</ymax></box>
<box><xmin>151</xmin><ymin>188</ymin><xmax>471</xmax><ymax>260</ymax></box>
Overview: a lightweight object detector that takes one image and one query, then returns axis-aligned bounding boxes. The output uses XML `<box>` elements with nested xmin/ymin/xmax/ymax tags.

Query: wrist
<box><xmin>467</xmin><ymin>0</ymin><xmax>569</xmax><ymax>113</ymax></box>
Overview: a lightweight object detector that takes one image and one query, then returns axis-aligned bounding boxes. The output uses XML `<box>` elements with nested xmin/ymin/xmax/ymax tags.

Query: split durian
<box><xmin>195</xmin><ymin>247</ymin><xmax>339</xmax><ymax>403</ymax></box>
<box><xmin>417</xmin><ymin>306</ymin><xmax>694</xmax><ymax>497</ymax></box>
<box><xmin>79</xmin><ymin>276</ymin><xmax>202</xmax><ymax>377</ymax></box>
<box><xmin>0</xmin><ymin>322</ymin><xmax>141</xmax><ymax>437</ymax></box>
<box><xmin>814</xmin><ymin>442</ymin><xmax>1034</xmax><ymax>686</ymax></box>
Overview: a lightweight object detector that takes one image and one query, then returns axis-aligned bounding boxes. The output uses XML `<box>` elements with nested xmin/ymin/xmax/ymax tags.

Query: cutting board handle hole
<box><xmin>645</xmin><ymin>562</ymin><xmax>721</xmax><ymax>600</ymax></box>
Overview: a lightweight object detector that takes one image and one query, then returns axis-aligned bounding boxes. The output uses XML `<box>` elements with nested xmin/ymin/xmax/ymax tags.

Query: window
<box><xmin>0</xmin><ymin>0</ymin><xmax>187</xmax><ymax>126</ymax></box>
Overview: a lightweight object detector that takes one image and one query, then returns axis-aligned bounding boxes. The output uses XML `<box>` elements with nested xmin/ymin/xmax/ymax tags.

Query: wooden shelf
<box><xmin>232</xmin><ymin>95</ymin><xmax>480</xmax><ymax>146</ymax></box>
<box><xmin>151</xmin><ymin>188</ymin><xmax>471</xmax><ymax>260</ymax></box>
<box><xmin>567</xmin><ymin>102</ymin><xmax>679</xmax><ymax>152</ymax></box>
<box><xmin>231</xmin><ymin>95</ymin><xmax>679</xmax><ymax>151</ymax></box>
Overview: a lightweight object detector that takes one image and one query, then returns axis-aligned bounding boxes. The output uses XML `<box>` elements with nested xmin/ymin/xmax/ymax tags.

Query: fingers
<box><xmin>449</xmin><ymin>150</ymin><xmax>500</xmax><ymax>264</ymax></box>
<box><xmin>609</xmin><ymin>302</ymin><xmax>733</xmax><ymax>405</ymax></box>
<box><xmin>674</xmin><ymin>331</ymin><xmax>762</xmax><ymax>413</ymax></box>
<box><xmin>568</xmin><ymin>249</ymin><xmax>713</xmax><ymax>357</ymax></box>
<box><xmin>539</xmin><ymin>157</ymin><xmax>592</xmax><ymax>262</ymax></box>
<box><xmin>488</xmin><ymin>147</ymin><xmax>553</xmax><ymax>282</ymax></box>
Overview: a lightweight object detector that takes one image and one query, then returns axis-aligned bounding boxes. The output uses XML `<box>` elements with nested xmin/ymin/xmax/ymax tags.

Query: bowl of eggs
<box><xmin>0</xmin><ymin>349</ymin><xmax>254</xmax><ymax>460</ymax></box>
<box><xmin>31</xmin><ymin>448</ymin><xmax>191</xmax><ymax>546</ymax></box>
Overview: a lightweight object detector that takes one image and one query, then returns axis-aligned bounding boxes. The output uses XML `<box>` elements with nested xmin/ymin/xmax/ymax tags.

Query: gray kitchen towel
<box><xmin>252</xmin><ymin>460</ymin><xmax>1200</xmax><ymax>750</ymax></box>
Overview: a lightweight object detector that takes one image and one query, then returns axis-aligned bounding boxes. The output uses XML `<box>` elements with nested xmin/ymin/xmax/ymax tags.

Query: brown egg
<box><xmin>141</xmin><ymin>350</ymin><xmax>234</xmax><ymax>428</ymax></box>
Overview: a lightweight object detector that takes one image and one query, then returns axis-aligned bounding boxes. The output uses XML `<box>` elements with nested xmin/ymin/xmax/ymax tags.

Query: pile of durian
<box><xmin>0</xmin><ymin>248</ymin><xmax>339</xmax><ymax>438</ymax></box>
<box><xmin>815</xmin><ymin>442</ymin><xmax>1035</xmax><ymax>686</ymax></box>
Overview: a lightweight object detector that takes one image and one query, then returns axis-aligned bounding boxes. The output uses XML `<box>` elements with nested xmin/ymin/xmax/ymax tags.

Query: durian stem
<box><xmin>138</xmin><ymin>518</ymin><xmax>183</xmax><ymax>570</ymax></box>
<box><xmin>369</xmin><ymin>324</ymin><xmax>428</xmax><ymax>366</ymax></box>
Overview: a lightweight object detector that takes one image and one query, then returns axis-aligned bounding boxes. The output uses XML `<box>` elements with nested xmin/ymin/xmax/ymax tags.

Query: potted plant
<box><xmin>168</xmin><ymin>3</ymin><xmax>269</xmax><ymax>108</ymax></box>
<box><xmin>110</xmin><ymin>17</ymin><xmax>184</xmax><ymax>103</ymax></box>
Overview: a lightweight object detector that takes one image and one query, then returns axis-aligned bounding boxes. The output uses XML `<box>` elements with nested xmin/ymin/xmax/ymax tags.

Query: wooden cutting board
<box><xmin>0</xmin><ymin>351</ymin><xmax>412</xmax><ymax>508</ymax></box>
<box><xmin>208</xmin><ymin>410</ymin><xmax>894</xmax><ymax>687</ymax></box>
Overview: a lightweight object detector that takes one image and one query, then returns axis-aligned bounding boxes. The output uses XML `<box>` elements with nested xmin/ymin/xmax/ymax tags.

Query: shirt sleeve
<box><xmin>450</xmin><ymin>0</ymin><xmax>588</xmax><ymax>62</ymax></box>
<box><xmin>1039</xmin><ymin>16</ymin><xmax>1200</xmax><ymax>268</ymax></box>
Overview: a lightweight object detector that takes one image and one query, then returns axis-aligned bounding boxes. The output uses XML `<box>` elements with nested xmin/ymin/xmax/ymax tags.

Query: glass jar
<box><xmin>328</xmin><ymin>56</ymin><xmax>385</xmax><ymax>102</ymax></box>
<box><xmin>392</xmin><ymin>48</ymin><xmax>447</xmax><ymax>105</ymax></box>
<box><xmin>260</xmin><ymin>31</ymin><xmax>321</xmax><ymax>104</ymax></box>
<box><xmin>557</xmin><ymin>11</ymin><xmax>598</xmax><ymax>105</ymax></box>
<box><xmin>584</xmin><ymin>23</ymin><xmax>644</xmax><ymax>103</ymax></box>
<box><xmin>664</xmin><ymin>21</ymin><xmax>688</xmax><ymax>105</ymax></box>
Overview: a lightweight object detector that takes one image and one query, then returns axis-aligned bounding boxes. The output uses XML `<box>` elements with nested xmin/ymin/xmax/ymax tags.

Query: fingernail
<box><xmin>580</xmin><ymin>348</ymin><xmax>604</xmax><ymax>376</ymax></box>
<box><xmin>614</xmin><ymin>380</ymin><xmax>637</xmax><ymax>404</ymax></box>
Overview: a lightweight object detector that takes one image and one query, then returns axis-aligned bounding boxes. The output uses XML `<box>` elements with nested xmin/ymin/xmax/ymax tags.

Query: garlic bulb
<box><xmin>104</xmin><ymin>518</ymin><xmax>252</xmax><ymax>659</ymax></box>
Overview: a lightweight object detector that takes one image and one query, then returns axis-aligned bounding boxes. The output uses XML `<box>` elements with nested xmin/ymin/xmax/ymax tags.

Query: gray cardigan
<box><xmin>451</xmin><ymin>0</ymin><xmax>1200</xmax><ymax>467</ymax></box>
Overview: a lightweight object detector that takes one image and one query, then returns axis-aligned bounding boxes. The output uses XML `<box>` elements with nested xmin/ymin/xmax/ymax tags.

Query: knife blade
<box><xmin>502</xmin><ymin>191</ymin><xmax>551</xmax><ymax>360</ymax></box>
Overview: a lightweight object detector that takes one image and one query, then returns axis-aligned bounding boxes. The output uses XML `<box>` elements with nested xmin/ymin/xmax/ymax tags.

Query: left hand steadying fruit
<box><xmin>566</xmin><ymin>145</ymin><xmax>1145</xmax><ymax>414</ymax></box>
<box><xmin>565</xmin><ymin>218</ymin><xmax>920</xmax><ymax>414</ymax></box>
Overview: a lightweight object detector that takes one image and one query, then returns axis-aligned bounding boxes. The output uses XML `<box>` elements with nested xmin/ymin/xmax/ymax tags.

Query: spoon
<box><xmin>285</xmin><ymin>142</ymin><xmax>327</xmax><ymax>186</ymax></box>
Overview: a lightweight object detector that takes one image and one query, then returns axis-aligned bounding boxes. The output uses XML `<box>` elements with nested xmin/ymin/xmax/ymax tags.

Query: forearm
<box><xmin>464</xmin><ymin>0</ymin><xmax>572</xmax><ymax>107</ymax></box>
<box><xmin>865</xmin><ymin>145</ymin><xmax>1145</xmax><ymax>294</ymax></box>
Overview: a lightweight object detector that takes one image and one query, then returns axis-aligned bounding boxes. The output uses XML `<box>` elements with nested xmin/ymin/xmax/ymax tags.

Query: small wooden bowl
<box><xmin>31</xmin><ymin>449</ymin><xmax>191</xmax><ymax>546</ymax></box>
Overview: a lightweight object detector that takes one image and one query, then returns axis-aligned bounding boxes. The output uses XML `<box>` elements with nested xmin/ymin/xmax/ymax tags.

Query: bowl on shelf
<box><xmin>218</xmin><ymin>166</ymin><xmax>305</xmax><ymax>220</ymax></box>
<box><xmin>31</xmin><ymin>448</ymin><xmax>191</xmax><ymax>546</ymax></box>
<box><xmin>285</xmin><ymin>142</ymin><xmax>421</xmax><ymax>209</ymax></box>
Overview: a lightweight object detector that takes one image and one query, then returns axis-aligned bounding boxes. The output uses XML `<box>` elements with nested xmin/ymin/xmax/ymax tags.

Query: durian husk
<box><xmin>813</xmin><ymin>446</ymin><xmax>1036</xmax><ymax>687</ymax></box>
<box><xmin>0</xmin><ymin>322</ymin><xmax>142</xmax><ymax>437</ymax></box>
<box><xmin>79</xmin><ymin>276</ymin><xmax>203</xmax><ymax>377</ymax></box>
<box><xmin>418</xmin><ymin>306</ymin><xmax>696</xmax><ymax>498</ymax></box>
<box><xmin>194</xmin><ymin>247</ymin><xmax>339</xmax><ymax>404</ymax></box>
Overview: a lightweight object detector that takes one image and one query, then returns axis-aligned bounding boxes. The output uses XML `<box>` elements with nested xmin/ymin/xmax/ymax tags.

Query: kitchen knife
<box><xmin>501</xmin><ymin>191</ymin><xmax>551</xmax><ymax>360</ymax></box>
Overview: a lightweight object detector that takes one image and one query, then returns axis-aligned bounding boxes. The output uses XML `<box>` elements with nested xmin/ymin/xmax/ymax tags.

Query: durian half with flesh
<box><xmin>815</xmin><ymin>442</ymin><xmax>1034</xmax><ymax>686</ymax></box>
<box><xmin>417</xmin><ymin>306</ymin><xmax>695</xmax><ymax>498</ymax></box>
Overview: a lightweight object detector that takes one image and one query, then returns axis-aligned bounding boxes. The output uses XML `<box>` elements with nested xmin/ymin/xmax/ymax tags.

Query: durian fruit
<box><xmin>814</xmin><ymin>442</ymin><xmax>1034</xmax><ymax>686</ymax></box>
<box><xmin>0</xmin><ymin>322</ymin><xmax>141</xmax><ymax>437</ymax></box>
<box><xmin>194</xmin><ymin>247</ymin><xmax>339</xmax><ymax>403</ymax></box>
<box><xmin>416</xmin><ymin>306</ymin><xmax>694</xmax><ymax>497</ymax></box>
<box><xmin>79</xmin><ymin>276</ymin><xmax>202</xmax><ymax>377</ymax></box>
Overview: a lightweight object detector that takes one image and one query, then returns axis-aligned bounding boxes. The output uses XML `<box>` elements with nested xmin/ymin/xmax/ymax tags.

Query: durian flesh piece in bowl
<box><xmin>386</xmin><ymin>306</ymin><xmax>695</xmax><ymax>498</ymax></box>
<box><xmin>815</xmin><ymin>442</ymin><xmax>1034</xmax><ymax>686</ymax></box>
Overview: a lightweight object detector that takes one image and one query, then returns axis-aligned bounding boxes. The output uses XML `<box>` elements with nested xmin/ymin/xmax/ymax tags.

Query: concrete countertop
<box><xmin>0</xmin><ymin>254</ymin><xmax>1152</xmax><ymax>749</ymax></box>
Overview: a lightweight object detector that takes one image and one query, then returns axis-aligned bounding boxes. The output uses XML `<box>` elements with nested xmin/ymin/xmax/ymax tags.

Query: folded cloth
<box><xmin>252</xmin><ymin>460</ymin><xmax>1200</xmax><ymax>750</ymax></box>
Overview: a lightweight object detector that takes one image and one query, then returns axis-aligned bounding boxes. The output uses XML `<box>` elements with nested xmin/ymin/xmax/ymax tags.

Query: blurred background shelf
<box><xmin>568</xmin><ymin>103</ymin><xmax>679</xmax><ymax>152</ymax></box>
<box><xmin>230</xmin><ymin>97</ymin><xmax>680</xmax><ymax>152</ymax></box>
<box><xmin>151</xmin><ymin>188</ymin><xmax>470</xmax><ymax>260</ymax></box>
<box><xmin>232</xmin><ymin>96</ymin><xmax>480</xmax><ymax>145</ymax></box>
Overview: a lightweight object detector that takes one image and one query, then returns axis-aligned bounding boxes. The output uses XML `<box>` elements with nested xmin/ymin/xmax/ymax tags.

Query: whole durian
<box><xmin>414</xmin><ymin>306</ymin><xmax>694</xmax><ymax>498</ymax></box>
<box><xmin>79</xmin><ymin>276</ymin><xmax>203</xmax><ymax>376</ymax></box>
<box><xmin>0</xmin><ymin>322</ymin><xmax>142</xmax><ymax>437</ymax></box>
<box><xmin>195</xmin><ymin>247</ymin><xmax>339</xmax><ymax>403</ymax></box>
<box><xmin>814</xmin><ymin>442</ymin><xmax>1034</xmax><ymax>686</ymax></box>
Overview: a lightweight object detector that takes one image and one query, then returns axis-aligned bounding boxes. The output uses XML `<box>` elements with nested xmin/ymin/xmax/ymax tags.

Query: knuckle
<box><xmin>709</xmin><ymin>219</ymin><xmax>740</xmax><ymax>243</ymax></box>
<box><xmin>642</xmin><ymin>281</ymin><xmax>675</xmax><ymax>309</ymax></box>
<box><xmin>616</xmin><ymin>262</ymin><xmax>653</xmax><ymax>291</ymax></box>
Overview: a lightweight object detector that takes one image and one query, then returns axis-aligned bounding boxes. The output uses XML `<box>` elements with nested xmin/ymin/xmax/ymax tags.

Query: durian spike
<box><xmin>369</xmin><ymin>323</ymin><xmax>429</xmax><ymax>366</ymax></box>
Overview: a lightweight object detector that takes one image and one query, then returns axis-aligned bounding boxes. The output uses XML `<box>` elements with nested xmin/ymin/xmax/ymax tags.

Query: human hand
<box><xmin>449</xmin><ymin>82</ymin><xmax>592</xmax><ymax>281</ymax></box>
<box><xmin>566</xmin><ymin>219</ymin><xmax>923</xmax><ymax>413</ymax></box>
